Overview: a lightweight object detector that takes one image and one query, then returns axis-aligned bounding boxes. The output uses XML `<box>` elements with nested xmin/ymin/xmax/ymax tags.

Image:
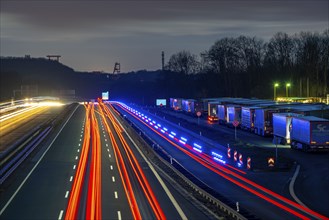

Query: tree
<box><xmin>167</xmin><ymin>50</ymin><xmax>200</xmax><ymax>75</ymax></box>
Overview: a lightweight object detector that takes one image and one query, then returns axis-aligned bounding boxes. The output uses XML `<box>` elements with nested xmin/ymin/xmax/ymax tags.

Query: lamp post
<box><xmin>274</xmin><ymin>83</ymin><xmax>279</xmax><ymax>101</ymax></box>
<box><xmin>286</xmin><ymin>83</ymin><xmax>291</xmax><ymax>97</ymax></box>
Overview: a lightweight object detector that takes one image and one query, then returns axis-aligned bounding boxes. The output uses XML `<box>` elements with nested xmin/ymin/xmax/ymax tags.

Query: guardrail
<box><xmin>118</xmin><ymin>109</ymin><xmax>259</xmax><ymax>220</ymax></box>
<box><xmin>0</xmin><ymin>126</ymin><xmax>52</xmax><ymax>185</ymax></box>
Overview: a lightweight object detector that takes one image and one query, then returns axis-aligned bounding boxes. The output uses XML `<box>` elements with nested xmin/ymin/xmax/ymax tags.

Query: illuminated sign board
<box><xmin>156</xmin><ymin>99</ymin><xmax>166</xmax><ymax>107</ymax></box>
<box><xmin>102</xmin><ymin>91</ymin><xmax>109</xmax><ymax>100</ymax></box>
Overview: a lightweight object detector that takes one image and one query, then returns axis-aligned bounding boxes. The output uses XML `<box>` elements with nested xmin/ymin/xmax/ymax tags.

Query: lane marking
<box><xmin>73</xmin><ymin>165</ymin><xmax>76</xmax><ymax>170</ymax></box>
<box><xmin>109</xmin><ymin>154</ymin><xmax>111</xmax><ymax>158</ymax></box>
<box><xmin>0</xmin><ymin>105</ymin><xmax>79</xmax><ymax>216</ymax></box>
<box><xmin>113</xmin><ymin>111</ymin><xmax>188</xmax><ymax>220</ymax></box>
<box><xmin>79</xmin><ymin>139</ymin><xmax>82</xmax><ymax>141</ymax></box>
<box><xmin>110</xmin><ymin>165</ymin><xmax>113</xmax><ymax>170</ymax></box>
<box><xmin>112</xmin><ymin>176</ymin><xmax>115</xmax><ymax>182</ymax></box>
<box><xmin>107</xmin><ymin>149</ymin><xmax>110</xmax><ymax>152</ymax></box>
<box><xmin>70</xmin><ymin>176</ymin><xmax>73</xmax><ymax>182</ymax></box>
<box><xmin>75</xmin><ymin>156</ymin><xmax>78</xmax><ymax>160</ymax></box>
<box><xmin>58</xmin><ymin>210</ymin><xmax>64</xmax><ymax>220</ymax></box>
<box><xmin>105</xmin><ymin>139</ymin><xmax>107</xmax><ymax>142</ymax></box>
<box><xmin>65</xmin><ymin>191</ymin><xmax>69</xmax><ymax>198</ymax></box>
<box><xmin>106</xmin><ymin>144</ymin><xmax>108</xmax><ymax>147</ymax></box>
<box><xmin>78</xmin><ymin>143</ymin><xmax>81</xmax><ymax>146</ymax></box>
<box><xmin>77</xmin><ymin>149</ymin><xmax>80</xmax><ymax>152</ymax></box>
<box><xmin>289</xmin><ymin>165</ymin><xmax>309</xmax><ymax>208</ymax></box>
<box><xmin>114</xmin><ymin>191</ymin><xmax>118</xmax><ymax>199</ymax></box>
<box><xmin>117</xmin><ymin>211</ymin><xmax>121</xmax><ymax>220</ymax></box>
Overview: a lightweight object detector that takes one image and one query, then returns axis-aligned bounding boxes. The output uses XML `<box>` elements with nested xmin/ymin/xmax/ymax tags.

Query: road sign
<box><xmin>268</xmin><ymin>157</ymin><xmax>275</xmax><ymax>167</ymax></box>
<box><xmin>196</xmin><ymin>111</ymin><xmax>202</xmax><ymax>117</ymax></box>
<box><xmin>247</xmin><ymin>157</ymin><xmax>251</xmax><ymax>169</ymax></box>
<box><xmin>233</xmin><ymin>120</ymin><xmax>239</xmax><ymax>127</ymax></box>
<box><xmin>239</xmin><ymin>153</ymin><xmax>243</xmax><ymax>164</ymax></box>
<box><xmin>227</xmin><ymin>147</ymin><xmax>231</xmax><ymax>158</ymax></box>
<box><xmin>234</xmin><ymin>150</ymin><xmax>237</xmax><ymax>161</ymax></box>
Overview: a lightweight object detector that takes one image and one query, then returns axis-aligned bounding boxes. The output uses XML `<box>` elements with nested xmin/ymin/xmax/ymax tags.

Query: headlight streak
<box><xmin>116</xmin><ymin>103</ymin><xmax>328</xmax><ymax>220</ymax></box>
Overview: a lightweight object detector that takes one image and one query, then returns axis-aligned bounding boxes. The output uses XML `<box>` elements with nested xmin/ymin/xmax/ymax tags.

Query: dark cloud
<box><xmin>1</xmin><ymin>0</ymin><xmax>328</xmax><ymax>72</ymax></box>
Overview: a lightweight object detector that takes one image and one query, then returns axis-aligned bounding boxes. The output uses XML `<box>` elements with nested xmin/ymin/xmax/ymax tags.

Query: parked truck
<box><xmin>208</xmin><ymin>102</ymin><xmax>220</xmax><ymax>122</ymax></box>
<box><xmin>290</xmin><ymin>116</ymin><xmax>329</xmax><ymax>151</ymax></box>
<box><xmin>169</xmin><ymin>98</ymin><xmax>183</xmax><ymax>111</ymax></box>
<box><xmin>226</xmin><ymin>105</ymin><xmax>241</xmax><ymax>126</ymax></box>
<box><xmin>254</xmin><ymin>108</ymin><xmax>279</xmax><ymax>136</ymax></box>
<box><xmin>241</xmin><ymin>106</ymin><xmax>261</xmax><ymax>131</ymax></box>
<box><xmin>217</xmin><ymin>104</ymin><xmax>227</xmax><ymax>124</ymax></box>
<box><xmin>182</xmin><ymin>99</ymin><xmax>203</xmax><ymax>116</ymax></box>
<box><xmin>273</xmin><ymin>113</ymin><xmax>302</xmax><ymax>145</ymax></box>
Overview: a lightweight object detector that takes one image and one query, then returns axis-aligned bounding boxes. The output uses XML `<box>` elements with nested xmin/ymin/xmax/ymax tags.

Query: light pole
<box><xmin>274</xmin><ymin>83</ymin><xmax>279</xmax><ymax>101</ymax></box>
<box><xmin>286</xmin><ymin>83</ymin><xmax>291</xmax><ymax>97</ymax></box>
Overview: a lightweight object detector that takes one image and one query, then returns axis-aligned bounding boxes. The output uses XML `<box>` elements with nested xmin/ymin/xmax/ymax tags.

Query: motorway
<box><xmin>113</xmin><ymin>102</ymin><xmax>329</xmax><ymax>220</ymax></box>
<box><xmin>0</xmin><ymin>103</ymin><xmax>211</xmax><ymax>220</ymax></box>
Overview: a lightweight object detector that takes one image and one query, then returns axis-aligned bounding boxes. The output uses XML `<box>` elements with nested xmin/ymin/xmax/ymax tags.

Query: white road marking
<box><xmin>117</xmin><ymin>211</ymin><xmax>121</xmax><ymax>220</ymax></box>
<box><xmin>289</xmin><ymin>165</ymin><xmax>309</xmax><ymax>208</ymax></box>
<box><xmin>70</xmin><ymin>176</ymin><xmax>73</xmax><ymax>182</ymax></box>
<box><xmin>110</xmin><ymin>165</ymin><xmax>113</xmax><ymax>170</ymax></box>
<box><xmin>113</xmin><ymin>112</ymin><xmax>188</xmax><ymax>220</ymax></box>
<box><xmin>109</xmin><ymin>154</ymin><xmax>111</xmax><ymax>158</ymax></box>
<box><xmin>75</xmin><ymin>156</ymin><xmax>78</xmax><ymax>160</ymax></box>
<box><xmin>106</xmin><ymin>144</ymin><xmax>108</xmax><ymax>147</ymax></box>
<box><xmin>73</xmin><ymin>165</ymin><xmax>76</xmax><ymax>170</ymax></box>
<box><xmin>114</xmin><ymin>191</ymin><xmax>118</xmax><ymax>199</ymax></box>
<box><xmin>78</xmin><ymin>143</ymin><xmax>81</xmax><ymax>146</ymax></box>
<box><xmin>65</xmin><ymin>191</ymin><xmax>69</xmax><ymax>198</ymax></box>
<box><xmin>58</xmin><ymin>210</ymin><xmax>64</xmax><ymax>220</ymax></box>
<box><xmin>112</xmin><ymin>176</ymin><xmax>115</xmax><ymax>182</ymax></box>
<box><xmin>79</xmin><ymin>139</ymin><xmax>82</xmax><ymax>141</ymax></box>
<box><xmin>0</xmin><ymin>105</ymin><xmax>79</xmax><ymax>216</ymax></box>
<box><xmin>77</xmin><ymin>149</ymin><xmax>80</xmax><ymax>152</ymax></box>
<box><xmin>105</xmin><ymin>139</ymin><xmax>107</xmax><ymax>142</ymax></box>
<box><xmin>107</xmin><ymin>149</ymin><xmax>110</xmax><ymax>152</ymax></box>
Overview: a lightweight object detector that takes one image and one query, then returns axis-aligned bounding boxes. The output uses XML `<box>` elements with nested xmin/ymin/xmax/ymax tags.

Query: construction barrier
<box><xmin>247</xmin><ymin>157</ymin><xmax>251</xmax><ymax>169</ymax></box>
<box><xmin>239</xmin><ymin>153</ymin><xmax>243</xmax><ymax>164</ymax></box>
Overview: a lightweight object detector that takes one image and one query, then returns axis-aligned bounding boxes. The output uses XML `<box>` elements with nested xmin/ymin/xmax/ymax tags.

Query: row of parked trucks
<box><xmin>169</xmin><ymin>97</ymin><xmax>329</xmax><ymax>151</ymax></box>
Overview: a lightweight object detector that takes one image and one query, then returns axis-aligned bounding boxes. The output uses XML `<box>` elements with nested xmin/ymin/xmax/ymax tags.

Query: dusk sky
<box><xmin>1</xmin><ymin>0</ymin><xmax>328</xmax><ymax>73</ymax></box>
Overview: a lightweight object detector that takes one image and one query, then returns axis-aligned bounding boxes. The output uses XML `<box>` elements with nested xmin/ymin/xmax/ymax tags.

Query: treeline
<box><xmin>166</xmin><ymin>30</ymin><xmax>329</xmax><ymax>98</ymax></box>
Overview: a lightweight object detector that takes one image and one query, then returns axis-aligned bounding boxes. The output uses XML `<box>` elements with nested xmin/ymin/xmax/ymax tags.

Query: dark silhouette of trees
<box><xmin>167</xmin><ymin>50</ymin><xmax>200</xmax><ymax>75</ymax></box>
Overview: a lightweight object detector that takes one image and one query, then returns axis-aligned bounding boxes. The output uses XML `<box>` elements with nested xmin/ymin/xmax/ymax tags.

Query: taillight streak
<box><xmin>99</xmin><ymin>105</ymin><xmax>142</xmax><ymax>220</ymax></box>
<box><xmin>104</xmin><ymin>104</ymin><xmax>166</xmax><ymax>220</ymax></box>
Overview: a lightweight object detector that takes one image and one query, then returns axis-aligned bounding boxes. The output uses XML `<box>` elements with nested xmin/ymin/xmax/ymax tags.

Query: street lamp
<box><xmin>286</xmin><ymin>83</ymin><xmax>291</xmax><ymax>97</ymax></box>
<box><xmin>274</xmin><ymin>83</ymin><xmax>279</xmax><ymax>101</ymax></box>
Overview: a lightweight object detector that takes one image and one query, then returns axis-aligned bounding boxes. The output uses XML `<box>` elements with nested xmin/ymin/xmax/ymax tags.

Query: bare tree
<box><xmin>167</xmin><ymin>50</ymin><xmax>200</xmax><ymax>75</ymax></box>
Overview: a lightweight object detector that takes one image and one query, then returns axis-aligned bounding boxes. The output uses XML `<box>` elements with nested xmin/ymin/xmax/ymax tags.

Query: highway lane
<box><xmin>0</xmin><ymin>104</ymin><xmax>83</xmax><ymax>220</ymax></box>
<box><xmin>102</xmin><ymin>103</ymin><xmax>214</xmax><ymax>219</ymax></box>
<box><xmin>101</xmin><ymin>103</ymin><xmax>175</xmax><ymax>219</ymax></box>
<box><xmin>1</xmin><ymin>102</ymin><xmax>213</xmax><ymax>220</ymax></box>
<box><xmin>115</xmin><ymin>102</ymin><xmax>329</xmax><ymax>220</ymax></box>
<box><xmin>96</xmin><ymin>106</ymin><xmax>134</xmax><ymax>220</ymax></box>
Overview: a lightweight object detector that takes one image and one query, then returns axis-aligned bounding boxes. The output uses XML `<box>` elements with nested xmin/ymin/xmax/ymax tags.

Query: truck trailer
<box><xmin>169</xmin><ymin>98</ymin><xmax>183</xmax><ymax>111</ymax></box>
<box><xmin>290</xmin><ymin>116</ymin><xmax>329</xmax><ymax>151</ymax></box>
<box><xmin>208</xmin><ymin>102</ymin><xmax>220</xmax><ymax>122</ymax></box>
<box><xmin>226</xmin><ymin>105</ymin><xmax>241</xmax><ymax>126</ymax></box>
<box><xmin>273</xmin><ymin>113</ymin><xmax>302</xmax><ymax>145</ymax></box>
<box><xmin>254</xmin><ymin>108</ymin><xmax>279</xmax><ymax>136</ymax></box>
<box><xmin>241</xmin><ymin>106</ymin><xmax>261</xmax><ymax>131</ymax></box>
